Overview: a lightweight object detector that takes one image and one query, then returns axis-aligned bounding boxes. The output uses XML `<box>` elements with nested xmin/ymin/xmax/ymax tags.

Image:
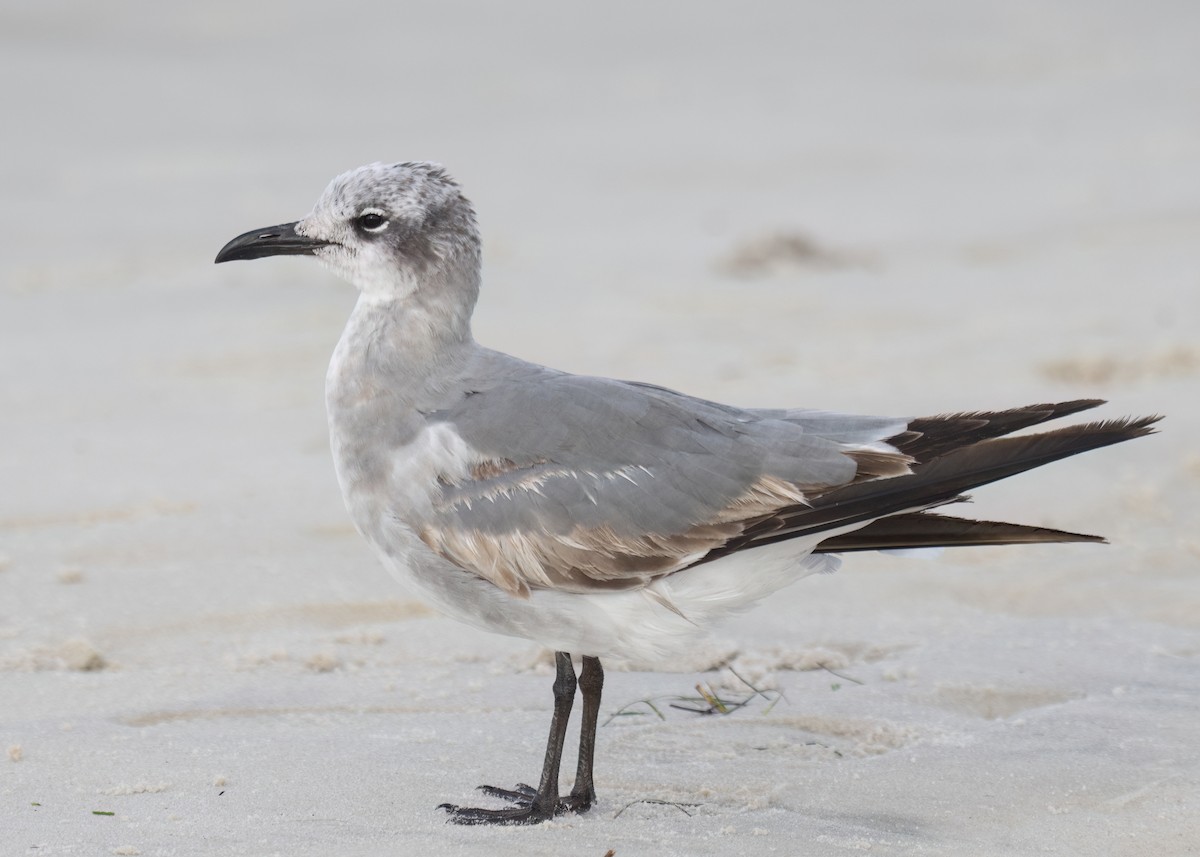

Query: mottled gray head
<box><xmin>216</xmin><ymin>162</ymin><xmax>482</xmax><ymax>318</ymax></box>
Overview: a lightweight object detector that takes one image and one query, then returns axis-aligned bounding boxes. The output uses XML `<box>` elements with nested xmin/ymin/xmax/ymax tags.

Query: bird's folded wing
<box><xmin>414</xmin><ymin>374</ymin><xmax>910</xmax><ymax>596</ymax></box>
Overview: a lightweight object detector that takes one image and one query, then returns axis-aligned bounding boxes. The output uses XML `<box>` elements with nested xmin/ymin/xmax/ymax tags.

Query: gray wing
<box><xmin>416</xmin><ymin>370</ymin><xmax>910</xmax><ymax>596</ymax></box>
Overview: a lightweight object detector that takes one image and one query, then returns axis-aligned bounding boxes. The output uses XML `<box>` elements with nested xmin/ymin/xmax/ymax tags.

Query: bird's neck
<box><xmin>327</xmin><ymin>289</ymin><xmax>477</xmax><ymax>417</ymax></box>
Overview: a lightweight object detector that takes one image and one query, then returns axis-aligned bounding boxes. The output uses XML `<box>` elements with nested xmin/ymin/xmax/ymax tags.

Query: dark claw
<box><xmin>439</xmin><ymin>799</ymin><xmax>554</xmax><ymax>826</ymax></box>
<box><xmin>438</xmin><ymin>784</ymin><xmax>594</xmax><ymax>825</ymax></box>
<box><xmin>476</xmin><ymin>783</ymin><xmax>539</xmax><ymax>802</ymax></box>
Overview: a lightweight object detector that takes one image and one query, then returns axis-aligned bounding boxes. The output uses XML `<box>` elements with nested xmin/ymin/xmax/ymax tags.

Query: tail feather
<box><xmin>812</xmin><ymin>512</ymin><xmax>1104</xmax><ymax>553</ymax></box>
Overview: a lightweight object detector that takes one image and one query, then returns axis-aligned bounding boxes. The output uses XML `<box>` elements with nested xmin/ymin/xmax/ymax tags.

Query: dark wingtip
<box><xmin>1070</xmin><ymin>414</ymin><xmax>1163</xmax><ymax>440</ymax></box>
<box><xmin>894</xmin><ymin>399</ymin><xmax>1115</xmax><ymax>464</ymax></box>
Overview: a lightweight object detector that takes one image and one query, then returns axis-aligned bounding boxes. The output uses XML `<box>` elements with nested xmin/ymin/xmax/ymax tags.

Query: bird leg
<box><xmin>567</xmin><ymin>655</ymin><xmax>604</xmax><ymax>811</ymax></box>
<box><xmin>441</xmin><ymin>651</ymin><xmax>589</xmax><ymax>825</ymax></box>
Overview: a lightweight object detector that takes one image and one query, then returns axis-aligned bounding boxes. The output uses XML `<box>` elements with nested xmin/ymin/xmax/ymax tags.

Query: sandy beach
<box><xmin>3</xmin><ymin>2</ymin><xmax>1198</xmax><ymax>854</ymax></box>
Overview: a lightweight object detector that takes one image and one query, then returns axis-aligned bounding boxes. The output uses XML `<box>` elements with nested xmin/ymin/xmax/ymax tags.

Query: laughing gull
<box><xmin>215</xmin><ymin>162</ymin><xmax>1159</xmax><ymax>825</ymax></box>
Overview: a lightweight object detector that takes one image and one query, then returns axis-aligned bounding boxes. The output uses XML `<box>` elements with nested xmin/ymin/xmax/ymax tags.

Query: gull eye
<box><xmin>356</xmin><ymin>209</ymin><xmax>389</xmax><ymax>233</ymax></box>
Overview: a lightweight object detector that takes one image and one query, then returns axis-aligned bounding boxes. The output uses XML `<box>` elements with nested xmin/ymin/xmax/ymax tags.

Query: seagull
<box><xmin>215</xmin><ymin>162</ymin><xmax>1159</xmax><ymax>825</ymax></box>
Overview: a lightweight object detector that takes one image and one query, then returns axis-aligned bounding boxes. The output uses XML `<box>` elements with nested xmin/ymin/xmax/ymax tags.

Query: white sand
<box><xmin>3</xmin><ymin>3</ymin><xmax>1198</xmax><ymax>855</ymax></box>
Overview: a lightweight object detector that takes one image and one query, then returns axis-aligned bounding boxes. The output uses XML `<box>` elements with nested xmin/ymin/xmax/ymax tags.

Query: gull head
<box><xmin>215</xmin><ymin>162</ymin><xmax>481</xmax><ymax>308</ymax></box>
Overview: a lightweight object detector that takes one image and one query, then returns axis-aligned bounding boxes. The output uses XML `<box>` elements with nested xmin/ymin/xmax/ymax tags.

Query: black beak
<box><xmin>214</xmin><ymin>222</ymin><xmax>333</xmax><ymax>263</ymax></box>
